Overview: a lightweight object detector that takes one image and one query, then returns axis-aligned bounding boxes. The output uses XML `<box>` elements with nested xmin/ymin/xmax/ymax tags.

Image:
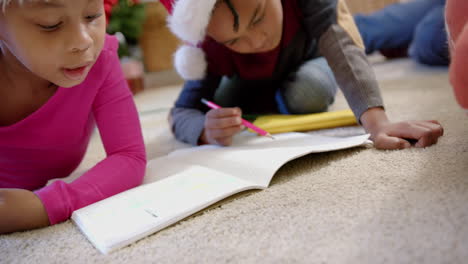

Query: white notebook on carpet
<box><xmin>72</xmin><ymin>132</ymin><xmax>370</xmax><ymax>254</ymax></box>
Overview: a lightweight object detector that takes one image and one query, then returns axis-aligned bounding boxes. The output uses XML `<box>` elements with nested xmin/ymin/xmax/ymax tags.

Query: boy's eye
<box><xmin>252</xmin><ymin>16</ymin><xmax>264</xmax><ymax>26</ymax></box>
<box><xmin>38</xmin><ymin>22</ymin><xmax>62</xmax><ymax>31</ymax></box>
<box><xmin>251</xmin><ymin>12</ymin><xmax>266</xmax><ymax>28</ymax></box>
<box><xmin>227</xmin><ymin>39</ymin><xmax>239</xmax><ymax>46</ymax></box>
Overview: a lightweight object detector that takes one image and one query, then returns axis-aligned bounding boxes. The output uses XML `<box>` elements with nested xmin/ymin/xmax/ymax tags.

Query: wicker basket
<box><xmin>345</xmin><ymin>0</ymin><xmax>400</xmax><ymax>14</ymax></box>
<box><xmin>139</xmin><ymin>2</ymin><xmax>180</xmax><ymax>72</ymax></box>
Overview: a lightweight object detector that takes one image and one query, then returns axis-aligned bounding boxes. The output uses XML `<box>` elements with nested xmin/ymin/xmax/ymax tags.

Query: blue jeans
<box><xmin>354</xmin><ymin>0</ymin><xmax>449</xmax><ymax>66</ymax></box>
<box><xmin>214</xmin><ymin>57</ymin><xmax>338</xmax><ymax>115</ymax></box>
<box><xmin>275</xmin><ymin>57</ymin><xmax>337</xmax><ymax>114</ymax></box>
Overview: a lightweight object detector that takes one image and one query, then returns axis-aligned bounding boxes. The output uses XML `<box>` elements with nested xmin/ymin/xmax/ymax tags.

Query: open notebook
<box><xmin>72</xmin><ymin>132</ymin><xmax>371</xmax><ymax>254</ymax></box>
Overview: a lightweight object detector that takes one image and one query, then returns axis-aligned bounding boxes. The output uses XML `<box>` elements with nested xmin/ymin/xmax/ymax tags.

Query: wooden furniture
<box><xmin>345</xmin><ymin>0</ymin><xmax>400</xmax><ymax>14</ymax></box>
<box><xmin>139</xmin><ymin>2</ymin><xmax>180</xmax><ymax>72</ymax></box>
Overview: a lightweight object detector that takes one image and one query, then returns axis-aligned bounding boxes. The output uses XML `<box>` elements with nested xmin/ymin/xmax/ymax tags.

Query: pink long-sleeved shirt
<box><xmin>0</xmin><ymin>35</ymin><xmax>146</xmax><ymax>225</ymax></box>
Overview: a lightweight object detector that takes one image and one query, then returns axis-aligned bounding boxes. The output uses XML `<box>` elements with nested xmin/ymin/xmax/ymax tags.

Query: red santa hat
<box><xmin>160</xmin><ymin>0</ymin><xmax>219</xmax><ymax>80</ymax></box>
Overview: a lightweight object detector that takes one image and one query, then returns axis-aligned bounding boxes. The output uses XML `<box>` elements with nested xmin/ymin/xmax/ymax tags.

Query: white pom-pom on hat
<box><xmin>174</xmin><ymin>45</ymin><xmax>208</xmax><ymax>80</ymax></box>
<box><xmin>160</xmin><ymin>0</ymin><xmax>218</xmax><ymax>80</ymax></box>
<box><xmin>167</xmin><ymin>0</ymin><xmax>218</xmax><ymax>44</ymax></box>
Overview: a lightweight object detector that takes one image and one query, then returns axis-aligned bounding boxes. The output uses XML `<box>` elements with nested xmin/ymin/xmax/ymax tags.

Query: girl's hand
<box><xmin>0</xmin><ymin>189</ymin><xmax>50</xmax><ymax>234</ymax></box>
<box><xmin>361</xmin><ymin>108</ymin><xmax>444</xmax><ymax>150</ymax></box>
<box><xmin>200</xmin><ymin>107</ymin><xmax>244</xmax><ymax>146</ymax></box>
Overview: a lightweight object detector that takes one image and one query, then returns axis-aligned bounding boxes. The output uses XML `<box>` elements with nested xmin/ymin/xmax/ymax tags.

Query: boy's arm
<box><xmin>307</xmin><ymin>0</ymin><xmax>443</xmax><ymax>148</ymax></box>
<box><xmin>170</xmin><ymin>75</ymin><xmax>221</xmax><ymax>145</ymax></box>
<box><xmin>170</xmin><ymin>107</ymin><xmax>206</xmax><ymax>145</ymax></box>
<box><xmin>298</xmin><ymin>0</ymin><xmax>384</xmax><ymax>120</ymax></box>
<box><xmin>316</xmin><ymin>0</ymin><xmax>384</xmax><ymax>122</ymax></box>
<box><xmin>318</xmin><ymin>23</ymin><xmax>384</xmax><ymax>122</ymax></box>
<box><xmin>318</xmin><ymin>22</ymin><xmax>444</xmax><ymax>149</ymax></box>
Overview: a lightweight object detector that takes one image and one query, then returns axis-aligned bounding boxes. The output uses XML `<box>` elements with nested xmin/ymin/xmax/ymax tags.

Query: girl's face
<box><xmin>0</xmin><ymin>0</ymin><xmax>106</xmax><ymax>88</ymax></box>
<box><xmin>207</xmin><ymin>0</ymin><xmax>283</xmax><ymax>54</ymax></box>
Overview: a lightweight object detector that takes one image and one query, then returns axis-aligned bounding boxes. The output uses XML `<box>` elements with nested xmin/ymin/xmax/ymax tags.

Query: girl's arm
<box><xmin>0</xmin><ymin>189</ymin><xmax>49</xmax><ymax>233</ymax></box>
<box><xmin>0</xmin><ymin>74</ymin><xmax>146</xmax><ymax>233</ymax></box>
<box><xmin>0</xmin><ymin>36</ymin><xmax>146</xmax><ymax>233</ymax></box>
<box><xmin>33</xmin><ymin>38</ymin><xmax>146</xmax><ymax>226</ymax></box>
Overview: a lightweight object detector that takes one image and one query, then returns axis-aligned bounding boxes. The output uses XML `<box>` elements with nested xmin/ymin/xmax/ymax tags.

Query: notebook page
<box><xmin>72</xmin><ymin>165</ymin><xmax>253</xmax><ymax>254</ymax></box>
<box><xmin>165</xmin><ymin>133</ymin><xmax>370</xmax><ymax>187</ymax></box>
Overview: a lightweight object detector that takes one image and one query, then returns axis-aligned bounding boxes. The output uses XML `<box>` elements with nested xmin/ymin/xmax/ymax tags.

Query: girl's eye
<box><xmin>38</xmin><ymin>22</ymin><xmax>62</xmax><ymax>31</ymax></box>
<box><xmin>85</xmin><ymin>13</ymin><xmax>103</xmax><ymax>21</ymax></box>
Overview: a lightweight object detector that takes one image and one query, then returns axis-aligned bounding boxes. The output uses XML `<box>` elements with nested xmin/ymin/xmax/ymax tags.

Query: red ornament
<box><xmin>104</xmin><ymin>0</ymin><xmax>119</xmax><ymax>24</ymax></box>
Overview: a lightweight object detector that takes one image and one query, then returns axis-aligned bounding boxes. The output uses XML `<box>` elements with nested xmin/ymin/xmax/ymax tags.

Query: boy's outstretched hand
<box><xmin>361</xmin><ymin>108</ymin><xmax>444</xmax><ymax>150</ymax></box>
<box><xmin>200</xmin><ymin>107</ymin><xmax>245</xmax><ymax>146</ymax></box>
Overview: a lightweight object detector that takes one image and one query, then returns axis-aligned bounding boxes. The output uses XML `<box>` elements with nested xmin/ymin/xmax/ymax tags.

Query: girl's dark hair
<box><xmin>215</xmin><ymin>0</ymin><xmax>240</xmax><ymax>32</ymax></box>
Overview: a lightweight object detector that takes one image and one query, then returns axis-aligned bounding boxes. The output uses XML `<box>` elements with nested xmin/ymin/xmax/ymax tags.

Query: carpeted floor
<box><xmin>1</xmin><ymin>57</ymin><xmax>467</xmax><ymax>263</ymax></box>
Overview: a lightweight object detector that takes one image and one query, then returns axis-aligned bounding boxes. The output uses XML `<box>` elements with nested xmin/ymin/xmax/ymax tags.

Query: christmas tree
<box><xmin>106</xmin><ymin>0</ymin><xmax>146</xmax><ymax>58</ymax></box>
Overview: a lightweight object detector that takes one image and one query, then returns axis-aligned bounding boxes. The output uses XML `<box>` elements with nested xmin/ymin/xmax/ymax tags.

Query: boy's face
<box><xmin>207</xmin><ymin>0</ymin><xmax>283</xmax><ymax>54</ymax></box>
<box><xmin>0</xmin><ymin>0</ymin><xmax>106</xmax><ymax>88</ymax></box>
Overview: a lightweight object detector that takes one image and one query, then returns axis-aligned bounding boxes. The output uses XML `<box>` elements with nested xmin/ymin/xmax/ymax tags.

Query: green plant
<box><xmin>106</xmin><ymin>0</ymin><xmax>146</xmax><ymax>58</ymax></box>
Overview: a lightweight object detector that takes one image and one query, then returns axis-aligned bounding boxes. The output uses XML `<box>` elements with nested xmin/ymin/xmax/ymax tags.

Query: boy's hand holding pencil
<box><xmin>200</xmin><ymin>99</ymin><xmax>274</xmax><ymax>146</ymax></box>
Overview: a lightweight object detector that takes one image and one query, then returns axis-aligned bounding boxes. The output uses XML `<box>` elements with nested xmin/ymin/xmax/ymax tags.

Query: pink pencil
<box><xmin>201</xmin><ymin>98</ymin><xmax>275</xmax><ymax>139</ymax></box>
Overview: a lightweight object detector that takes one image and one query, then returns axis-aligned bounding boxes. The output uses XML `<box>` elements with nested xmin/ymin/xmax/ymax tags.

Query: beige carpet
<box><xmin>2</xmin><ymin>57</ymin><xmax>467</xmax><ymax>263</ymax></box>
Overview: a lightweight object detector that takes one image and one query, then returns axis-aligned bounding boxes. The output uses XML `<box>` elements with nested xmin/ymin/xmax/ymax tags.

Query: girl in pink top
<box><xmin>0</xmin><ymin>0</ymin><xmax>146</xmax><ymax>233</ymax></box>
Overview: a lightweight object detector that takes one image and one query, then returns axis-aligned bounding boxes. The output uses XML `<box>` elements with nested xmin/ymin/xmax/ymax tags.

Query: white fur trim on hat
<box><xmin>174</xmin><ymin>45</ymin><xmax>207</xmax><ymax>80</ymax></box>
<box><xmin>168</xmin><ymin>0</ymin><xmax>218</xmax><ymax>44</ymax></box>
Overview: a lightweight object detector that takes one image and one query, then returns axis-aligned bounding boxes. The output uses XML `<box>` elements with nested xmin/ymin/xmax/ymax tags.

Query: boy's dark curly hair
<box><xmin>215</xmin><ymin>0</ymin><xmax>240</xmax><ymax>32</ymax></box>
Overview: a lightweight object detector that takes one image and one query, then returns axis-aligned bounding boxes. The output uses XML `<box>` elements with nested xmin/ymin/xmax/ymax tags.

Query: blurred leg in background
<box><xmin>354</xmin><ymin>0</ymin><xmax>449</xmax><ymax>65</ymax></box>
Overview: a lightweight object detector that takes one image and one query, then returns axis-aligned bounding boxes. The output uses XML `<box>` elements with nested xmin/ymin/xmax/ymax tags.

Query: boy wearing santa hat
<box><xmin>161</xmin><ymin>0</ymin><xmax>443</xmax><ymax>149</ymax></box>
